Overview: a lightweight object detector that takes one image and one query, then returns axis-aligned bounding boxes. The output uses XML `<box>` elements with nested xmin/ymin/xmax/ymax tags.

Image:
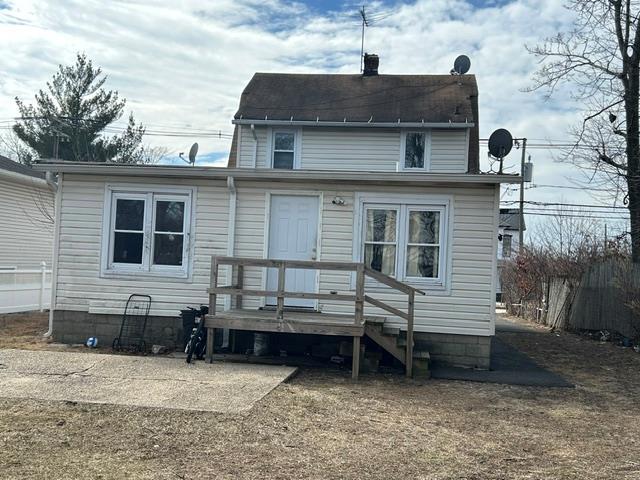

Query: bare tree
<box><xmin>139</xmin><ymin>145</ymin><xmax>170</xmax><ymax>164</ymax></box>
<box><xmin>527</xmin><ymin>0</ymin><xmax>640</xmax><ymax>262</ymax></box>
<box><xmin>531</xmin><ymin>205</ymin><xmax>603</xmax><ymax>260</ymax></box>
<box><xmin>0</xmin><ymin>130</ymin><xmax>37</xmax><ymax>165</ymax></box>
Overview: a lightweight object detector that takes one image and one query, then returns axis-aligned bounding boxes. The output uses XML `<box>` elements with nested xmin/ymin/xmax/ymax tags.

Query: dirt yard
<box><xmin>1</xmin><ymin>312</ymin><xmax>640</xmax><ymax>479</ymax></box>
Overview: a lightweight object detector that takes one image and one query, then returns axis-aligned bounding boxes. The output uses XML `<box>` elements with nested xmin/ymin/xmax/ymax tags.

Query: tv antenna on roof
<box><xmin>359</xmin><ymin>5</ymin><xmax>370</xmax><ymax>73</ymax></box>
<box><xmin>179</xmin><ymin>142</ymin><xmax>199</xmax><ymax>166</ymax></box>
<box><xmin>356</xmin><ymin>5</ymin><xmax>395</xmax><ymax>72</ymax></box>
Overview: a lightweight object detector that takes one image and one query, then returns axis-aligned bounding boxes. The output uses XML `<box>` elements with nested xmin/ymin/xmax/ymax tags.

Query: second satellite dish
<box><xmin>452</xmin><ymin>55</ymin><xmax>471</xmax><ymax>75</ymax></box>
<box><xmin>488</xmin><ymin>129</ymin><xmax>513</xmax><ymax>159</ymax></box>
<box><xmin>188</xmin><ymin>142</ymin><xmax>199</xmax><ymax>165</ymax></box>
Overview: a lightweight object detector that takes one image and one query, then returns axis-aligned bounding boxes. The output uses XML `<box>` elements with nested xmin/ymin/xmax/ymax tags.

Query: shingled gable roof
<box><xmin>500</xmin><ymin>208</ymin><xmax>526</xmax><ymax>232</ymax></box>
<box><xmin>0</xmin><ymin>154</ymin><xmax>45</xmax><ymax>179</ymax></box>
<box><xmin>233</xmin><ymin>73</ymin><xmax>478</xmax><ymax>124</ymax></box>
<box><xmin>231</xmin><ymin>73</ymin><xmax>480</xmax><ymax>172</ymax></box>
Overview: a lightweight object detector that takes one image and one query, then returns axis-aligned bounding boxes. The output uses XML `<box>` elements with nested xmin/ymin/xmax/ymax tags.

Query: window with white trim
<box><xmin>401</xmin><ymin>130</ymin><xmax>431</xmax><ymax>170</ymax></box>
<box><xmin>103</xmin><ymin>188</ymin><xmax>193</xmax><ymax>278</ymax></box>
<box><xmin>358</xmin><ymin>199</ymin><xmax>448</xmax><ymax>286</ymax></box>
<box><xmin>272</xmin><ymin>131</ymin><xmax>296</xmax><ymax>169</ymax></box>
<box><xmin>363</xmin><ymin>207</ymin><xmax>398</xmax><ymax>276</ymax></box>
<box><xmin>502</xmin><ymin>234</ymin><xmax>512</xmax><ymax>258</ymax></box>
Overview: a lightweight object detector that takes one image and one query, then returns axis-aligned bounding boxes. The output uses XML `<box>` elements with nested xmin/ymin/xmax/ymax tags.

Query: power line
<box><xmin>502</xmin><ymin>200</ymin><xmax>628</xmax><ymax>210</ymax></box>
<box><xmin>526</xmin><ymin>183</ymin><xmax>614</xmax><ymax>192</ymax></box>
<box><xmin>521</xmin><ymin>210</ymin><xmax>629</xmax><ymax>220</ymax></box>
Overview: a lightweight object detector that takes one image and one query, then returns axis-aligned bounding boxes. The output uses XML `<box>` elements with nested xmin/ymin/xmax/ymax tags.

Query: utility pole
<box><xmin>519</xmin><ymin>138</ymin><xmax>527</xmax><ymax>250</ymax></box>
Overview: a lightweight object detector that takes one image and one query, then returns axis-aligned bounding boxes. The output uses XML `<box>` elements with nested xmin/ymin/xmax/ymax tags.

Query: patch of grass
<box><xmin>1</xmin><ymin>313</ymin><xmax>640</xmax><ymax>479</ymax></box>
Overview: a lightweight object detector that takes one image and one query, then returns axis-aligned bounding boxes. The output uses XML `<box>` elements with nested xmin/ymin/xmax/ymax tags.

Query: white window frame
<box><xmin>266</xmin><ymin>127</ymin><xmax>302</xmax><ymax>169</ymax></box>
<box><xmin>403</xmin><ymin>206</ymin><xmax>446</xmax><ymax>283</ymax></box>
<box><xmin>400</xmin><ymin>130</ymin><xmax>431</xmax><ymax>171</ymax></box>
<box><xmin>362</xmin><ymin>205</ymin><xmax>401</xmax><ymax>277</ymax></box>
<box><xmin>353</xmin><ymin>193</ymin><xmax>452</xmax><ymax>291</ymax></box>
<box><xmin>100</xmin><ymin>185</ymin><xmax>196</xmax><ymax>280</ymax></box>
<box><xmin>502</xmin><ymin>233</ymin><xmax>512</xmax><ymax>258</ymax></box>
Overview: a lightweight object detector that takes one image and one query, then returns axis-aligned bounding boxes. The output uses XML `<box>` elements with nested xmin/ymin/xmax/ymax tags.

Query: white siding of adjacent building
<box><xmin>0</xmin><ymin>174</ymin><xmax>54</xmax><ymax>269</ymax></box>
<box><xmin>54</xmin><ymin>174</ymin><xmax>497</xmax><ymax>336</ymax></box>
<box><xmin>238</xmin><ymin>126</ymin><xmax>469</xmax><ymax>173</ymax></box>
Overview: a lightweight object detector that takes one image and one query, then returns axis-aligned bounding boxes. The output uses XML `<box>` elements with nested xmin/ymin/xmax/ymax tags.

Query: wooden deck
<box><xmin>206</xmin><ymin>256</ymin><xmax>425</xmax><ymax>379</ymax></box>
<box><xmin>205</xmin><ymin>308</ymin><xmax>385</xmax><ymax>336</ymax></box>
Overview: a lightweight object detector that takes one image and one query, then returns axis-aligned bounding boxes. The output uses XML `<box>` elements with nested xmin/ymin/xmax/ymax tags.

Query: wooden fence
<box><xmin>545</xmin><ymin>259</ymin><xmax>639</xmax><ymax>338</ymax></box>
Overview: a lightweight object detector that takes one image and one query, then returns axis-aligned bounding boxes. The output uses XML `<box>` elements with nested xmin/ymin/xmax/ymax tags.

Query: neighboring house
<box><xmin>496</xmin><ymin>208</ymin><xmax>525</xmax><ymax>301</ymax></box>
<box><xmin>37</xmin><ymin>57</ymin><xmax>518</xmax><ymax>369</ymax></box>
<box><xmin>0</xmin><ymin>155</ymin><xmax>55</xmax><ymax>313</ymax></box>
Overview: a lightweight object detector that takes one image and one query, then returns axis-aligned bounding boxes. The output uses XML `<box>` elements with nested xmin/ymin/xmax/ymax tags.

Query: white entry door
<box><xmin>266</xmin><ymin>195</ymin><xmax>319</xmax><ymax>308</ymax></box>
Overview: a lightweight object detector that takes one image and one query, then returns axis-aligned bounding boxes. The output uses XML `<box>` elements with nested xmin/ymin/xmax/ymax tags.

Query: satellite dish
<box><xmin>188</xmin><ymin>142</ymin><xmax>199</xmax><ymax>165</ymax></box>
<box><xmin>452</xmin><ymin>55</ymin><xmax>471</xmax><ymax>75</ymax></box>
<box><xmin>488</xmin><ymin>128</ymin><xmax>513</xmax><ymax>159</ymax></box>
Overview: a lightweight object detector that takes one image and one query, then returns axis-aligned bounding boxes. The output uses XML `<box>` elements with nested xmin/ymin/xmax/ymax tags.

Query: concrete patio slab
<box><xmin>0</xmin><ymin>349</ymin><xmax>297</xmax><ymax>413</ymax></box>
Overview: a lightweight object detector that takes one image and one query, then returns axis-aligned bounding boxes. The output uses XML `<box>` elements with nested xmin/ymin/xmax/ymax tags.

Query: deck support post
<box><xmin>236</xmin><ymin>265</ymin><xmax>244</xmax><ymax>309</ymax></box>
<box><xmin>405</xmin><ymin>290</ymin><xmax>415</xmax><ymax>378</ymax></box>
<box><xmin>354</xmin><ymin>264</ymin><xmax>365</xmax><ymax>326</ymax></box>
<box><xmin>276</xmin><ymin>264</ymin><xmax>286</xmax><ymax>320</ymax></box>
<box><xmin>207</xmin><ymin>257</ymin><xmax>219</xmax><ymax>363</ymax></box>
<box><xmin>352</xmin><ymin>335</ymin><xmax>360</xmax><ymax>380</ymax></box>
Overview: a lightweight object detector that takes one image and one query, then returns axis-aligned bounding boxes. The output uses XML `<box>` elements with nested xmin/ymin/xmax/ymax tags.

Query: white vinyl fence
<box><xmin>0</xmin><ymin>262</ymin><xmax>52</xmax><ymax>314</ymax></box>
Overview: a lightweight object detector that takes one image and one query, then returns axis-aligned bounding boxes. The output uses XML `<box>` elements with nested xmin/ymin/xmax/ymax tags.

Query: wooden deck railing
<box><xmin>207</xmin><ymin>256</ymin><xmax>425</xmax><ymax>377</ymax></box>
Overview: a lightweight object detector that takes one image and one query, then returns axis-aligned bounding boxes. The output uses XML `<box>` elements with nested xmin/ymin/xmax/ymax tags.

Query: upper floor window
<box><xmin>401</xmin><ymin>130</ymin><xmax>431</xmax><ymax>170</ymax></box>
<box><xmin>502</xmin><ymin>234</ymin><xmax>512</xmax><ymax>258</ymax></box>
<box><xmin>270</xmin><ymin>129</ymin><xmax>300</xmax><ymax>169</ymax></box>
<box><xmin>101</xmin><ymin>186</ymin><xmax>194</xmax><ymax>279</ymax></box>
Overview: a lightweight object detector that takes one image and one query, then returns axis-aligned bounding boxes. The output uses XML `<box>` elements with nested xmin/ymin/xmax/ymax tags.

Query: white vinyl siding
<box><xmin>236</xmin><ymin>126</ymin><xmax>469</xmax><ymax>173</ymax></box>
<box><xmin>54</xmin><ymin>175</ymin><xmax>229</xmax><ymax>317</ymax></box>
<box><xmin>0</xmin><ymin>176</ymin><xmax>54</xmax><ymax>269</ymax></box>
<box><xmin>54</xmin><ymin>175</ymin><xmax>497</xmax><ymax>336</ymax></box>
<box><xmin>302</xmin><ymin>128</ymin><xmax>400</xmax><ymax>171</ymax></box>
<box><xmin>430</xmin><ymin>130</ymin><xmax>468</xmax><ymax>173</ymax></box>
<box><xmin>238</xmin><ymin>125</ymin><xmax>268</xmax><ymax>168</ymax></box>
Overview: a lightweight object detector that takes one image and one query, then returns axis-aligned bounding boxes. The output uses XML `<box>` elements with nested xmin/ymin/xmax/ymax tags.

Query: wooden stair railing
<box><xmin>207</xmin><ymin>256</ymin><xmax>425</xmax><ymax>378</ymax></box>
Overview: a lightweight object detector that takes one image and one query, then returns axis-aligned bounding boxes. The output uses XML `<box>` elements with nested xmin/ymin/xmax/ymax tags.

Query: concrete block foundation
<box><xmin>52</xmin><ymin>310</ymin><xmax>184</xmax><ymax>349</ymax></box>
<box><xmin>413</xmin><ymin>332</ymin><xmax>491</xmax><ymax>369</ymax></box>
<box><xmin>52</xmin><ymin>310</ymin><xmax>492</xmax><ymax>369</ymax></box>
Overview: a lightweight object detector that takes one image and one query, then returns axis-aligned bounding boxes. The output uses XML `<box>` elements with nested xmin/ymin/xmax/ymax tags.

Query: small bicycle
<box><xmin>183</xmin><ymin>305</ymin><xmax>209</xmax><ymax>363</ymax></box>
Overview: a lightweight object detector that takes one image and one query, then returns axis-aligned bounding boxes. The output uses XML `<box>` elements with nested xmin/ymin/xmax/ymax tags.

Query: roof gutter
<box><xmin>33</xmin><ymin>163</ymin><xmax>521</xmax><ymax>185</ymax></box>
<box><xmin>233</xmin><ymin>119</ymin><xmax>474</xmax><ymax>129</ymax></box>
<box><xmin>0</xmin><ymin>168</ymin><xmax>50</xmax><ymax>188</ymax></box>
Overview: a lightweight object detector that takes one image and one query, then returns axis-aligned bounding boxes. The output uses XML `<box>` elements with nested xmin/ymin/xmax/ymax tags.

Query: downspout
<box><xmin>251</xmin><ymin>124</ymin><xmax>258</xmax><ymax>168</ymax></box>
<box><xmin>222</xmin><ymin>176</ymin><xmax>237</xmax><ymax>348</ymax></box>
<box><xmin>45</xmin><ymin>171</ymin><xmax>58</xmax><ymax>192</ymax></box>
<box><xmin>44</xmin><ymin>172</ymin><xmax>63</xmax><ymax>337</ymax></box>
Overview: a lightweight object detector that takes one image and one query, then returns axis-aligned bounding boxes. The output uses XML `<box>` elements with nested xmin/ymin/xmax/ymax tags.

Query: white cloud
<box><xmin>0</xmin><ymin>0</ymin><xmax>627</xmax><ymax>234</ymax></box>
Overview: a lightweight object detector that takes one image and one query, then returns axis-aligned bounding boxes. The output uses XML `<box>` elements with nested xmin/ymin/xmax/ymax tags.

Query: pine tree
<box><xmin>13</xmin><ymin>53</ymin><xmax>147</xmax><ymax>163</ymax></box>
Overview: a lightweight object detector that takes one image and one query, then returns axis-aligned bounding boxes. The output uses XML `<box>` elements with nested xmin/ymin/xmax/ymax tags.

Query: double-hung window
<box><xmin>272</xmin><ymin>130</ymin><xmax>296</xmax><ymax>169</ymax></box>
<box><xmin>102</xmin><ymin>187</ymin><xmax>194</xmax><ymax>278</ymax></box>
<box><xmin>363</xmin><ymin>208</ymin><xmax>398</xmax><ymax>276</ymax></box>
<box><xmin>357</xmin><ymin>195</ymin><xmax>449</xmax><ymax>288</ymax></box>
<box><xmin>502</xmin><ymin>234</ymin><xmax>512</xmax><ymax>258</ymax></box>
<box><xmin>401</xmin><ymin>130</ymin><xmax>431</xmax><ymax>170</ymax></box>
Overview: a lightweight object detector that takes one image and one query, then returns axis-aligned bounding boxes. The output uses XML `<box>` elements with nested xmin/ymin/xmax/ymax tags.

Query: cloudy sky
<box><xmin>0</xmin><ymin>0</ymin><xmax>630</xmax><ymax>237</ymax></box>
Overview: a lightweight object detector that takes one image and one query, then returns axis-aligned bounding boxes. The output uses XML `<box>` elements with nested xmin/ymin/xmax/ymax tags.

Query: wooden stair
<box><xmin>364</xmin><ymin>322</ymin><xmax>431</xmax><ymax>379</ymax></box>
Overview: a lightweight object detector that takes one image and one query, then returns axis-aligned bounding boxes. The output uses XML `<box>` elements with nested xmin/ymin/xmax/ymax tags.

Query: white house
<box><xmin>496</xmin><ymin>208</ymin><xmax>525</xmax><ymax>301</ymax></box>
<box><xmin>37</xmin><ymin>58</ymin><xmax>519</xmax><ymax>370</ymax></box>
<box><xmin>0</xmin><ymin>155</ymin><xmax>55</xmax><ymax>313</ymax></box>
